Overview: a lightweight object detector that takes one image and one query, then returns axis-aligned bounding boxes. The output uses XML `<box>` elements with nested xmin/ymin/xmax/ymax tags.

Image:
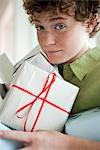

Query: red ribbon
<box><xmin>12</xmin><ymin>73</ymin><xmax>70</xmax><ymax>131</ymax></box>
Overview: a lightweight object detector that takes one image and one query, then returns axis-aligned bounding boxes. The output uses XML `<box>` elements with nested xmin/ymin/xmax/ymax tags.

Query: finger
<box><xmin>35</xmin><ymin>129</ymin><xmax>45</xmax><ymax>132</ymax></box>
<box><xmin>35</xmin><ymin>129</ymin><xmax>48</xmax><ymax>132</ymax></box>
<box><xmin>0</xmin><ymin>130</ymin><xmax>33</xmax><ymax>143</ymax></box>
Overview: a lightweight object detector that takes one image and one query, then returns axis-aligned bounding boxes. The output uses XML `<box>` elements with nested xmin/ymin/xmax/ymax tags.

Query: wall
<box><xmin>0</xmin><ymin>0</ymin><xmax>38</xmax><ymax>64</ymax></box>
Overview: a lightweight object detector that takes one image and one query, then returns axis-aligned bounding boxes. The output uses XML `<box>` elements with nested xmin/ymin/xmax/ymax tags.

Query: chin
<box><xmin>48</xmin><ymin>59</ymin><xmax>65</xmax><ymax>65</ymax></box>
<box><xmin>47</xmin><ymin>56</ymin><xmax>69</xmax><ymax>65</ymax></box>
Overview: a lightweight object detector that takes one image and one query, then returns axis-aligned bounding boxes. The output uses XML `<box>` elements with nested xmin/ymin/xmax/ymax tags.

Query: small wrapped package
<box><xmin>14</xmin><ymin>45</ymin><xmax>41</xmax><ymax>71</ymax></box>
<box><xmin>0</xmin><ymin>62</ymin><xmax>79</xmax><ymax>132</ymax></box>
<box><xmin>0</xmin><ymin>123</ymin><xmax>23</xmax><ymax>150</ymax></box>
<box><xmin>0</xmin><ymin>53</ymin><xmax>14</xmax><ymax>84</ymax></box>
<box><xmin>65</xmin><ymin>107</ymin><xmax>100</xmax><ymax>141</ymax></box>
<box><xmin>14</xmin><ymin>52</ymin><xmax>61</xmax><ymax>78</ymax></box>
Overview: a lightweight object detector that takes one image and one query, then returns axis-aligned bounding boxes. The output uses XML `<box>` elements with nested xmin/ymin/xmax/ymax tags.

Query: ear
<box><xmin>86</xmin><ymin>15</ymin><xmax>99</xmax><ymax>33</ymax></box>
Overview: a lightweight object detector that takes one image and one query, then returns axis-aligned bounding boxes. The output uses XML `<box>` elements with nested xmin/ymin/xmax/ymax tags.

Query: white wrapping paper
<box><xmin>0</xmin><ymin>62</ymin><xmax>79</xmax><ymax>132</ymax></box>
<box><xmin>14</xmin><ymin>52</ymin><xmax>61</xmax><ymax>78</ymax></box>
<box><xmin>65</xmin><ymin>107</ymin><xmax>100</xmax><ymax>141</ymax></box>
<box><xmin>0</xmin><ymin>53</ymin><xmax>14</xmax><ymax>84</ymax></box>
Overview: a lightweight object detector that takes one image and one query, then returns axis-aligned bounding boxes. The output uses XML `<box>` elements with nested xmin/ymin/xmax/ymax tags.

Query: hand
<box><xmin>0</xmin><ymin>130</ymin><xmax>100</xmax><ymax>150</ymax></box>
<box><xmin>0</xmin><ymin>130</ymin><xmax>69</xmax><ymax>150</ymax></box>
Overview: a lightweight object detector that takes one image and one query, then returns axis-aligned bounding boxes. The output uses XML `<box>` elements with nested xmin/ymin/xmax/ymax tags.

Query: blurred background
<box><xmin>0</xmin><ymin>0</ymin><xmax>100</xmax><ymax>64</ymax></box>
<box><xmin>0</xmin><ymin>0</ymin><xmax>38</xmax><ymax>64</ymax></box>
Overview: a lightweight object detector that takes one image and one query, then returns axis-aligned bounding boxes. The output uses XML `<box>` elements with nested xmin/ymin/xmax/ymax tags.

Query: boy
<box><xmin>0</xmin><ymin>0</ymin><xmax>100</xmax><ymax>149</ymax></box>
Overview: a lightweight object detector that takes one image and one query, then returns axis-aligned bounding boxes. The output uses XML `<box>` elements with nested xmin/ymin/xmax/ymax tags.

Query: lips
<box><xmin>46</xmin><ymin>50</ymin><xmax>62</xmax><ymax>54</ymax></box>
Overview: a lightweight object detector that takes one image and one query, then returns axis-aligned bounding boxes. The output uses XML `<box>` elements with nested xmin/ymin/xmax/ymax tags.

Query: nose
<box><xmin>44</xmin><ymin>31</ymin><xmax>56</xmax><ymax>47</ymax></box>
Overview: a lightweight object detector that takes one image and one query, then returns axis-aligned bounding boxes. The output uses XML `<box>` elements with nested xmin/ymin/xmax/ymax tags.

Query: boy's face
<box><xmin>33</xmin><ymin>12</ymin><xmax>89</xmax><ymax>64</ymax></box>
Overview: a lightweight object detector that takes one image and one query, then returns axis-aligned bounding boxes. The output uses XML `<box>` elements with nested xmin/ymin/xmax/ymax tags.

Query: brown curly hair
<box><xmin>23</xmin><ymin>0</ymin><xmax>100</xmax><ymax>37</ymax></box>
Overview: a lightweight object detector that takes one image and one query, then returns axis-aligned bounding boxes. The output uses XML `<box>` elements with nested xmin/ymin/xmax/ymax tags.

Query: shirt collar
<box><xmin>69</xmin><ymin>47</ymin><xmax>100</xmax><ymax>80</ymax></box>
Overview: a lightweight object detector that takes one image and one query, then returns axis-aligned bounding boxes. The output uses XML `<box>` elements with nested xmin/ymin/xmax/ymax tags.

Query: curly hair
<box><xmin>23</xmin><ymin>0</ymin><xmax>100</xmax><ymax>37</ymax></box>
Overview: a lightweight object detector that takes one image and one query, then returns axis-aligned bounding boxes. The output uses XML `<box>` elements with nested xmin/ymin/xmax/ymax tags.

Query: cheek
<box><xmin>62</xmin><ymin>30</ymin><xmax>81</xmax><ymax>48</ymax></box>
<box><xmin>55</xmin><ymin>32</ymin><xmax>69</xmax><ymax>46</ymax></box>
<box><xmin>58</xmin><ymin>32</ymin><xmax>74</xmax><ymax>48</ymax></box>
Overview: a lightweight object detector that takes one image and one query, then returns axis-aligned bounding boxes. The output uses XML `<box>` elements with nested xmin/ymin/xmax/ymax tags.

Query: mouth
<box><xmin>46</xmin><ymin>50</ymin><xmax>62</xmax><ymax>54</ymax></box>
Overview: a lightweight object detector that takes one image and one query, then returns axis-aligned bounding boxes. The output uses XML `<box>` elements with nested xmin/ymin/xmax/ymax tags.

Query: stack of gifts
<box><xmin>0</xmin><ymin>48</ymin><xmax>79</xmax><ymax>132</ymax></box>
<box><xmin>0</xmin><ymin>47</ymin><xmax>100</xmax><ymax>142</ymax></box>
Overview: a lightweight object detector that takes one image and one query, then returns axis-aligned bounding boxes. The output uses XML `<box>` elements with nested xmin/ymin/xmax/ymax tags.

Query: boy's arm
<box><xmin>0</xmin><ymin>130</ymin><xmax>100</xmax><ymax>150</ymax></box>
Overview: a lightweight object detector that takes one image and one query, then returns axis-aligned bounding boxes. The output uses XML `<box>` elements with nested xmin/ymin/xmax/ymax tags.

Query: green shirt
<box><xmin>58</xmin><ymin>47</ymin><xmax>100</xmax><ymax>114</ymax></box>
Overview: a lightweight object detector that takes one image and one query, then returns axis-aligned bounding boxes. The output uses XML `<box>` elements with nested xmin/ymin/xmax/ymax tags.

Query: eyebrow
<box><xmin>33</xmin><ymin>16</ymin><xmax>67</xmax><ymax>23</ymax></box>
<box><xmin>49</xmin><ymin>17</ymin><xmax>66</xmax><ymax>22</ymax></box>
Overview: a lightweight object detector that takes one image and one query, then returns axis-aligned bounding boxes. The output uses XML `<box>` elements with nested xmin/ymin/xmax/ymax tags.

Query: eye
<box><xmin>55</xmin><ymin>24</ymin><xmax>66</xmax><ymax>30</ymax></box>
<box><xmin>35</xmin><ymin>25</ymin><xmax>45</xmax><ymax>31</ymax></box>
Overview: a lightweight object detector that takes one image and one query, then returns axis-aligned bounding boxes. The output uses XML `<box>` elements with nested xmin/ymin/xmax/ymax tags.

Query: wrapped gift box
<box><xmin>65</xmin><ymin>107</ymin><xmax>100</xmax><ymax>141</ymax></box>
<box><xmin>0</xmin><ymin>123</ymin><xmax>23</xmax><ymax>150</ymax></box>
<box><xmin>0</xmin><ymin>62</ymin><xmax>79</xmax><ymax>132</ymax></box>
<box><xmin>0</xmin><ymin>53</ymin><xmax>14</xmax><ymax>84</ymax></box>
<box><xmin>14</xmin><ymin>45</ymin><xmax>41</xmax><ymax>71</ymax></box>
<box><xmin>14</xmin><ymin>52</ymin><xmax>61</xmax><ymax>78</ymax></box>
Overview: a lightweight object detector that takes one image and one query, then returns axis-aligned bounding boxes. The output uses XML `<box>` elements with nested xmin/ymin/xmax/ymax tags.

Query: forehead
<box><xmin>32</xmin><ymin>11</ymin><xmax>68</xmax><ymax>23</ymax></box>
